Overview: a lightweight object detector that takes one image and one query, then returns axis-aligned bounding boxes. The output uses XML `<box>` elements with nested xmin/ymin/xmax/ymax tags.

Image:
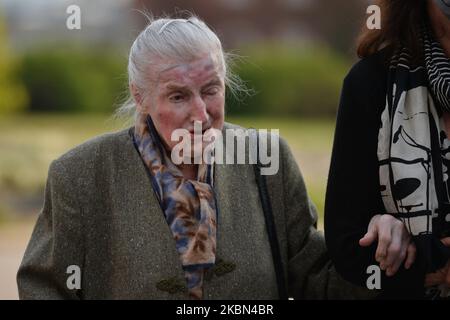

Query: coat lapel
<box><xmin>116</xmin><ymin>127</ymin><xmax>187</xmax><ymax>297</ymax></box>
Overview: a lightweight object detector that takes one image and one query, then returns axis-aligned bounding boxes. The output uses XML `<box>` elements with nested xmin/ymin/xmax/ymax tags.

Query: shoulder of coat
<box><xmin>53</xmin><ymin>127</ymin><xmax>132</xmax><ymax>167</ymax></box>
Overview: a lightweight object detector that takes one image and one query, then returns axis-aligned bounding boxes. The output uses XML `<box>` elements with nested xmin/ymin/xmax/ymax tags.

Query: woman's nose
<box><xmin>190</xmin><ymin>95</ymin><xmax>209</xmax><ymax>123</ymax></box>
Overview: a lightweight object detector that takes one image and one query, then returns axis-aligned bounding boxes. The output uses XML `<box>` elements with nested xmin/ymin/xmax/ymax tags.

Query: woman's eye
<box><xmin>169</xmin><ymin>94</ymin><xmax>185</xmax><ymax>102</ymax></box>
<box><xmin>204</xmin><ymin>88</ymin><xmax>219</xmax><ymax>96</ymax></box>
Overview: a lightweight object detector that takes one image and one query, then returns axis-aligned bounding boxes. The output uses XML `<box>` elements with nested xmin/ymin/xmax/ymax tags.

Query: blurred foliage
<box><xmin>16</xmin><ymin>42</ymin><xmax>349</xmax><ymax>117</ymax></box>
<box><xmin>0</xmin><ymin>11</ymin><xmax>28</xmax><ymax>114</ymax></box>
<box><xmin>226</xmin><ymin>43</ymin><xmax>349</xmax><ymax>117</ymax></box>
<box><xmin>19</xmin><ymin>48</ymin><xmax>127</xmax><ymax>113</ymax></box>
<box><xmin>0</xmin><ymin>205</ymin><xmax>7</xmax><ymax>225</ymax></box>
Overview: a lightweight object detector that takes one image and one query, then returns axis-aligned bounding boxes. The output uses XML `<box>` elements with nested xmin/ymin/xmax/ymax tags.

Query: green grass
<box><xmin>0</xmin><ymin>114</ymin><xmax>336</xmax><ymax>228</ymax></box>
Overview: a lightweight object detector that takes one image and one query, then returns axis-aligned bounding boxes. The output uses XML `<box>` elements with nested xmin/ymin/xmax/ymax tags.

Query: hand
<box><xmin>359</xmin><ymin>214</ymin><xmax>416</xmax><ymax>276</ymax></box>
<box><xmin>425</xmin><ymin>237</ymin><xmax>450</xmax><ymax>288</ymax></box>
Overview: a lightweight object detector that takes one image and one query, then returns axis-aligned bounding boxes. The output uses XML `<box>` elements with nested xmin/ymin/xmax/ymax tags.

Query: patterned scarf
<box><xmin>377</xmin><ymin>22</ymin><xmax>450</xmax><ymax>280</ymax></box>
<box><xmin>133</xmin><ymin>113</ymin><xmax>217</xmax><ymax>299</ymax></box>
<box><xmin>424</xmin><ymin>23</ymin><xmax>450</xmax><ymax>111</ymax></box>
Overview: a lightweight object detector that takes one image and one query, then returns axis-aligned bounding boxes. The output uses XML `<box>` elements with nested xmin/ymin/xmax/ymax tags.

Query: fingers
<box><xmin>364</xmin><ymin>214</ymin><xmax>415</xmax><ymax>277</ymax></box>
<box><xmin>383</xmin><ymin>223</ymin><xmax>403</xmax><ymax>269</ymax></box>
<box><xmin>375</xmin><ymin>218</ymin><xmax>391</xmax><ymax>264</ymax></box>
<box><xmin>359</xmin><ymin>230</ymin><xmax>377</xmax><ymax>247</ymax></box>
<box><xmin>425</xmin><ymin>272</ymin><xmax>441</xmax><ymax>287</ymax></box>
<box><xmin>386</xmin><ymin>244</ymin><xmax>407</xmax><ymax>276</ymax></box>
<box><xmin>446</xmin><ymin>264</ymin><xmax>450</xmax><ymax>287</ymax></box>
<box><xmin>441</xmin><ymin>237</ymin><xmax>450</xmax><ymax>247</ymax></box>
<box><xmin>425</xmin><ymin>267</ymin><xmax>448</xmax><ymax>287</ymax></box>
<box><xmin>360</xmin><ymin>215</ymin><xmax>380</xmax><ymax>247</ymax></box>
<box><xmin>404</xmin><ymin>243</ymin><xmax>416</xmax><ymax>270</ymax></box>
<box><xmin>423</xmin><ymin>236</ymin><xmax>450</xmax><ymax>287</ymax></box>
<box><xmin>384</xmin><ymin>222</ymin><xmax>412</xmax><ymax>276</ymax></box>
<box><xmin>439</xmin><ymin>238</ymin><xmax>450</xmax><ymax>286</ymax></box>
<box><xmin>384</xmin><ymin>225</ymin><xmax>405</xmax><ymax>276</ymax></box>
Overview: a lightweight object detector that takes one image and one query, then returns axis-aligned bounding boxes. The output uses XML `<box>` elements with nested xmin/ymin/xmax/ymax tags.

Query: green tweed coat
<box><xmin>17</xmin><ymin>123</ymin><xmax>372</xmax><ymax>300</ymax></box>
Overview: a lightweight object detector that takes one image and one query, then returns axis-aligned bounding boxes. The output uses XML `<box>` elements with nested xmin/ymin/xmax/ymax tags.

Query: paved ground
<box><xmin>0</xmin><ymin>219</ymin><xmax>36</xmax><ymax>300</ymax></box>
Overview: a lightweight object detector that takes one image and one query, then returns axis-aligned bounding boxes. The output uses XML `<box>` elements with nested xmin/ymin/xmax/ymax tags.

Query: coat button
<box><xmin>156</xmin><ymin>277</ymin><xmax>187</xmax><ymax>294</ymax></box>
<box><xmin>214</xmin><ymin>258</ymin><xmax>236</xmax><ymax>277</ymax></box>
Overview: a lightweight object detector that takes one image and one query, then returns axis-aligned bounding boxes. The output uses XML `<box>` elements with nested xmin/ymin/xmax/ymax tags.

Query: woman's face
<box><xmin>140</xmin><ymin>54</ymin><xmax>225</xmax><ymax>152</ymax></box>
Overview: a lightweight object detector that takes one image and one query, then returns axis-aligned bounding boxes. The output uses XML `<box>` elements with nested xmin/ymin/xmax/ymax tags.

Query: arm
<box><xmin>17</xmin><ymin>160</ymin><xmax>84</xmax><ymax>299</ymax></box>
<box><xmin>324</xmin><ymin>62</ymin><xmax>426</xmax><ymax>298</ymax></box>
<box><xmin>279</xmin><ymin>138</ymin><xmax>374</xmax><ymax>299</ymax></box>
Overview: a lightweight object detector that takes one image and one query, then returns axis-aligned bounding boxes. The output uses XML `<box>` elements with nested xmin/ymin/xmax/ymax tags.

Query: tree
<box><xmin>0</xmin><ymin>11</ymin><xmax>28</xmax><ymax>114</ymax></box>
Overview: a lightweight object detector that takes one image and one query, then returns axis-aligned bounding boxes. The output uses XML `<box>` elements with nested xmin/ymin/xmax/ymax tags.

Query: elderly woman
<box><xmin>17</xmin><ymin>15</ymin><xmax>407</xmax><ymax>300</ymax></box>
<box><xmin>325</xmin><ymin>0</ymin><xmax>450</xmax><ymax>299</ymax></box>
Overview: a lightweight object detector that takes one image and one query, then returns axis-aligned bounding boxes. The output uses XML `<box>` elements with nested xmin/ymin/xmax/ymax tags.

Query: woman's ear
<box><xmin>130</xmin><ymin>83</ymin><xmax>144</xmax><ymax>112</ymax></box>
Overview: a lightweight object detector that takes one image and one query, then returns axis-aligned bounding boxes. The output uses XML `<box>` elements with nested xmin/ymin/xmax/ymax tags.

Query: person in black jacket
<box><xmin>325</xmin><ymin>0</ymin><xmax>450</xmax><ymax>299</ymax></box>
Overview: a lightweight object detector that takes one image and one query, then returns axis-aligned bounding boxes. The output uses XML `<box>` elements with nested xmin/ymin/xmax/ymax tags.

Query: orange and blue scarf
<box><xmin>133</xmin><ymin>113</ymin><xmax>217</xmax><ymax>299</ymax></box>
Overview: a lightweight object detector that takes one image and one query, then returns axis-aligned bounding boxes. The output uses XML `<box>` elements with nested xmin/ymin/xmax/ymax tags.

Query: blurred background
<box><xmin>0</xmin><ymin>0</ymin><xmax>369</xmax><ymax>299</ymax></box>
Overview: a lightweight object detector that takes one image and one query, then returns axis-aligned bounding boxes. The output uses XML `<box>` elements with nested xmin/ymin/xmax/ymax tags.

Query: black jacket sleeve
<box><xmin>324</xmin><ymin>51</ymin><xmax>427</xmax><ymax>299</ymax></box>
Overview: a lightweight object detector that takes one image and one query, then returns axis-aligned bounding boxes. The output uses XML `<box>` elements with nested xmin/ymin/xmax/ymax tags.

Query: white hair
<box><xmin>115</xmin><ymin>14</ymin><xmax>246</xmax><ymax>120</ymax></box>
